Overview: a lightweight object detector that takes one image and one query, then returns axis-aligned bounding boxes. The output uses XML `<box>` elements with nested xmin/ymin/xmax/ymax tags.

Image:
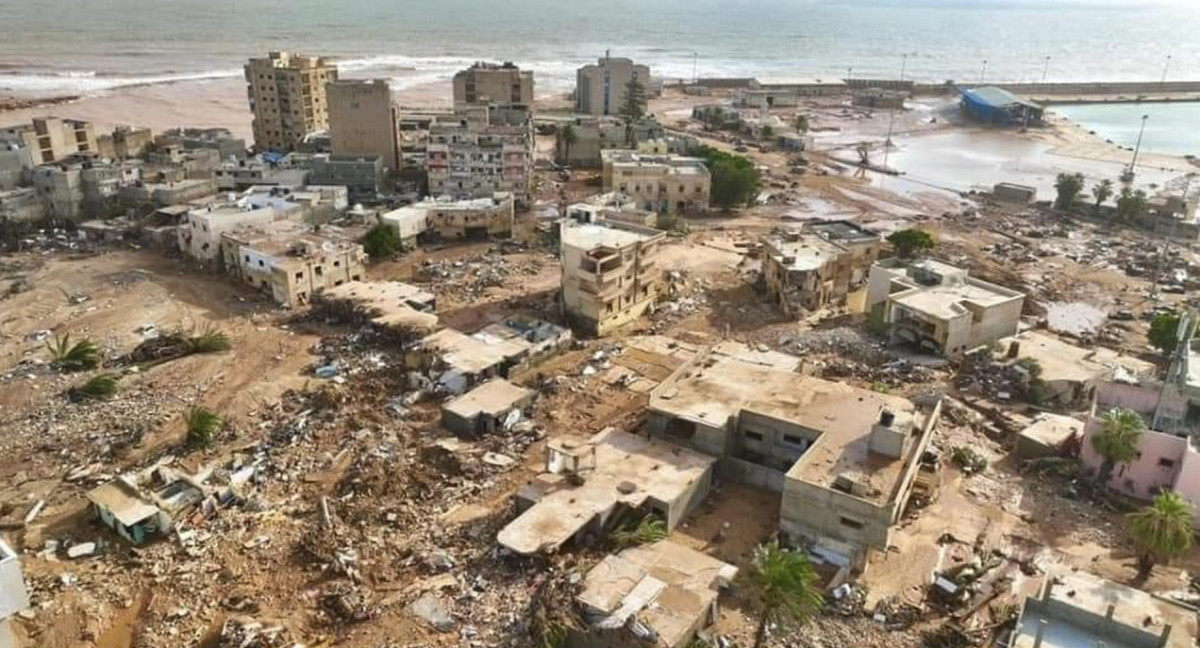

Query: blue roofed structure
<box><xmin>958</xmin><ymin>86</ymin><xmax>1044</xmax><ymax>126</ymax></box>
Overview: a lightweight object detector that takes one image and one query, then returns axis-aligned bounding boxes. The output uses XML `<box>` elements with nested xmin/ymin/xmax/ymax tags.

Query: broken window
<box><xmin>1160</xmin><ymin>458</ymin><xmax>1176</xmax><ymax>469</ymax></box>
<box><xmin>839</xmin><ymin>517</ymin><xmax>864</xmax><ymax>530</ymax></box>
<box><xmin>744</xmin><ymin>430</ymin><xmax>764</xmax><ymax>442</ymax></box>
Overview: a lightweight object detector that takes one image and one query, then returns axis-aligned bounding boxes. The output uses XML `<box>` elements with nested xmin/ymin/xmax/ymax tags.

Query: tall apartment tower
<box><xmin>575</xmin><ymin>53</ymin><xmax>651</xmax><ymax>116</ymax></box>
<box><xmin>244</xmin><ymin>51</ymin><xmax>338</xmax><ymax>153</ymax></box>
<box><xmin>453</xmin><ymin>62</ymin><xmax>534</xmax><ymax>107</ymax></box>
<box><xmin>327</xmin><ymin>79</ymin><xmax>399</xmax><ymax>172</ymax></box>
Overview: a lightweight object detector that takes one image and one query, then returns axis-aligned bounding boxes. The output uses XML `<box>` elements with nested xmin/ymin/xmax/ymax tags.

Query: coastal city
<box><xmin>2</xmin><ymin>34</ymin><xmax>1200</xmax><ymax>648</ymax></box>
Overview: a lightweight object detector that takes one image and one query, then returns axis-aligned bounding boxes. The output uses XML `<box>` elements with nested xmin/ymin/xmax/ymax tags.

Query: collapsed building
<box><xmin>559</xmin><ymin>218</ymin><xmax>666</xmax><ymax>336</ymax></box>
<box><xmin>218</xmin><ymin>220</ymin><xmax>366</xmax><ymax>307</ymax></box>
<box><xmin>866</xmin><ymin>258</ymin><xmax>1025</xmax><ymax>357</ymax></box>
<box><xmin>998</xmin><ymin>330</ymin><xmax>1154</xmax><ymax>410</ymax></box>
<box><xmin>600</xmin><ymin>150</ymin><xmax>711</xmax><ymax>215</ymax></box>
<box><xmin>441</xmin><ymin>378</ymin><xmax>535</xmax><ymax>435</ymax></box>
<box><xmin>761</xmin><ymin>221</ymin><xmax>883</xmax><ymax>315</ymax></box>
<box><xmin>408</xmin><ymin>318</ymin><xmax>571</xmax><ymax>394</ymax></box>
<box><xmin>645</xmin><ymin>344</ymin><xmax>941</xmax><ymax>569</ymax></box>
<box><xmin>313</xmin><ymin>281</ymin><xmax>439</xmax><ymax>339</ymax></box>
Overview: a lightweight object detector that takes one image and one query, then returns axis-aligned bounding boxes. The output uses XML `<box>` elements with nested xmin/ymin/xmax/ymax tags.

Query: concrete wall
<box><xmin>722</xmin><ymin>457</ymin><xmax>787</xmax><ymax>492</ymax></box>
<box><xmin>328</xmin><ymin>80</ymin><xmax>398</xmax><ymax>173</ymax></box>
<box><xmin>0</xmin><ymin>540</ymin><xmax>28</xmax><ymax>622</ymax></box>
<box><xmin>780</xmin><ymin>478</ymin><xmax>892</xmax><ymax>556</ymax></box>
<box><xmin>643</xmin><ymin>411</ymin><xmax>729</xmax><ymax>459</ymax></box>
<box><xmin>1081</xmin><ymin>422</ymin><xmax>1185</xmax><ymax>499</ymax></box>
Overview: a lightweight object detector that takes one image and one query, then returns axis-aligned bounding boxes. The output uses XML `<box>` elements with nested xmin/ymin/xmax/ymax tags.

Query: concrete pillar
<box><xmin>1159</xmin><ymin>623</ymin><xmax>1173</xmax><ymax>647</ymax></box>
<box><xmin>1033</xmin><ymin>619</ymin><xmax>1048</xmax><ymax>648</ymax></box>
<box><xmin>1105</xmin><ymin>604</ymin><xmax>1115</xmax><ymax>622</ymax></box>
<box><xmin>1042</xmin><ymin>579</ymin><xmax>1054</xmax><ymax>602</ymax></box>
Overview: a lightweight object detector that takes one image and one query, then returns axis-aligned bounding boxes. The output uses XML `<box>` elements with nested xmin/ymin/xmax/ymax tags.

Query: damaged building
<box><xmin>761</xmin><ymin>221</ymin><xmax>883</xmax><ymax>315</ymax></box>
<box><xmin>560</xmin><ymin>218</ymin><xmax>666</xmax><ymax>337</ymax></box>
<box><xmin>380</xmin><ymin>192</ymin><xmax>515</xmax><ymax>244</ymax></box>
<box><xmin>498</xmin><ymin>428</ymin><xmax>717</xmax><ymax>556</ymax></box>
<box><xmin>574</xmin><ymin>540</ymin><xmax>738</xmax><ymax>648</ymax></box>
<box><xmin>646</xmin><ymin>345</ymin><xmax>941</xmax><ymax>569</ymax></box>
<box><xmin>566</xmin><ymin>193</ymin><xmax>658</xmax><ymax>229</ymax></box>
<box><xmin>313</xmin><ymin>281</ymin><xmax>439</xmax><ymax>338</ymax></box>
<box><xmin>441</xmin><ymin>378</ymin><xmax>535</xmax><ymax>435</ymax></box>
<box><xmin>409</xmin><ymin>319</ymin><xmax>570</xmax><ymax>393</ymax></box>
<box><xmin>218</xmin><ymin>220</ymin><xmax>367</xmax><ymax>307</ymax></box>
<box><xmin>866</xmin><ymin>258</ymin><xmax>1025</xmax><ymax>357</ymax></box>
<box><xmin>999</xmin><ymin>330</ymin><xmax>1154</xmax><ymax>410</ymax></box>
<box><xmin>600</xmin><ymin>150</ymin><xmax>711</xmax><ymax>215</ymax></box>
<box><xmin>87</xmin><ymin>471</ymin><xmax>205</xmax><ymax>544</ymax></box>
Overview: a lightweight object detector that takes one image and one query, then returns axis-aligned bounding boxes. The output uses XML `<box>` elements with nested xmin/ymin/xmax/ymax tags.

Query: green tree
<box><xmin>886</xmin><ymin>228</ymin><xmax>935</xmax><ymax>258</ymax></box>
<box><xmin>696</xmin><ymin>146</ymin><xmax>760</xmax><ymax>210</ymax></box>
<box><xmin>1148</xmin><ymin>312</ymin><xmax>1183</xmax><ymax>354</ymax></box>
<box><xmin>619</xmin><ymin>77</ymin><xmax>648</xmax><ymax>145</ymax></box>
<box><xmin>361</xmin><ymin>223</ymin><xmax>400</xmax><ymax>259</ymax></box>
<box><xmin>748</xmin><ymin>541</ymin><xmax>824</xmax><ymax>648</ymax></box>
<box><xmin>1091</xmin><ymin>179</ymin><xmax>1114</xmax><ymax>214</ymax></box>
<box><xmin>1117</xmin><ymin>187</ymin><xmax>1149</xmax><ymax>220</ymax></box>
<box><xmin>1127</xmin><ymin>491</ymin><xmax>1194</xmax><ymax>576</ymax></box>
<box><xmin>1091</xmin><ymin>408</ymin><xmax>1144</xmax><ymax>487</ymax></box>
<box><xmin>760</xmin><ymin>125</ymin><xmax>775</xmax><ymax>141</ymax></box>
<box><xmin>1054</xmin><ymin>172</ymin><xmax>1085</xmax><ymax>210</ymax></box>
<box><xmin>559</xmin><ymin>123</ymin><xmax>578</xmax><ymax>166</ymax></box>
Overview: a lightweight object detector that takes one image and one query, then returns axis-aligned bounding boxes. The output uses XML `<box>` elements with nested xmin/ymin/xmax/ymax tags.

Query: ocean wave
<box><xmin>0</xmin><ymin>68</ymin><xmax>241</xmax><ymax>96</ymax></box>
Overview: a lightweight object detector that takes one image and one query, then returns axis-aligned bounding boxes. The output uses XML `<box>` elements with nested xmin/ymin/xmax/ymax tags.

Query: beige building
<box><xmin>244</xmin><ymin>51</ymin><xmax>338</xmax><ymax>152</ymax></box>
<box><xmin>600</xmin><ymin>150</ymin><xmax>710</xmax><ymax>215</ymax></box>
<box><xmin>0</xmin><ymin>117</ymin><xmax>98</xmax><ymax>164</ymax></box>
<box><xmin>327</xmin><ymin>79</ymin><xmax>398</xmax><ymax>172</ymax></box>
<box><xmin>761</xmin><ymin>221</ymin><xmax>883</xmax><ymax>315</ymax></box>
<box><xmin>96</xmin><ymin>125</ymin><xmax>153</xmax><ymax>160</ymax></box>
<box><xmin>866</xmin><ymin>258</ymin><xmax>1025</xmax><ymax>357</ymax></box>
<box><xmin>566</xmin><ymin>192</ymin><xmax>657</xmax><ymax>228</ymax></box>
<box><xmin>219</xmin><ymin>220</ymin><xmax>366</xmax><ymax>307</ymax></box>
<box><xmin>576</xmin><ymin>54</ymin><xmax>651</xmax><ymax>116</ymax></box>
<box><xmin>646</xmin><ymin>344</ymin><xmax>941</xmax><ymax>568</ymax></box>
<box><xmin>381</xmin><ymin>192</ymin><xmax>514</xmax><ymax>244</ymax></box>
<box><xmin>560</xmin><ymin>218</ymin><xmax>665</xmax><ymax>336</ymax></box>
<box><xmin>453</xmin><ymin>62</ymin><xmax>533</xmax><ymax>107</ymax></box>
<box><xmin>426</xmin><ymin>107</ymin><xmax>533</xmax><ymax>205</ymax></box>
<box><xmin>177</xmin><ymin>200</ymin><xmax>284</xmax><ymax>263</ymax></box>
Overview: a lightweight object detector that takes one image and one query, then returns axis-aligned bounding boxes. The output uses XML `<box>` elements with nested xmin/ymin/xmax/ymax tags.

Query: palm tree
<box><xmin>748</xmin><ymin>541</ymin><xmax>823</xmax><ymax>648</ymax></box>
<box><xmin>1091</xmin><ymin>179</ymin><xmax>1114</xmax><ymax>214</ymax></box>
<box><xmin>1091</xmin><ymin>408</ymin><xmax>1143</xmax><ymax>488</ymax></box>
<box><xmin>1127</xmin><ymin>491</ymin><xmax>1194</xmax><ymax>577</ymax></box>
<box><xmin>559</xmin><ymin>124</ymin><xmax>578</xmax><ymax>166</ymax></box>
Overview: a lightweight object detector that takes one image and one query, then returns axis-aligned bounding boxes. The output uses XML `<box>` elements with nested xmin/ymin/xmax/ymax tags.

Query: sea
<box><xmin>1050</xmin><ymin>102</ymin><xmax>1200</xmax><ymax>157</ymax></box>
<box><xmin>0</xmin><ymin>0</ymin><xmax>1198</xmax><ymax>98</ymax></box>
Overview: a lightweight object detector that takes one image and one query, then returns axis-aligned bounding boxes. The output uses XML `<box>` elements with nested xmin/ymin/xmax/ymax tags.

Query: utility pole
<box><xmin>883</xmin><ymin>109</ymin><xmax>896</xmax><ymax>171</ymax></box>
<box><xmin>1128</xmin><ymin>113</ymin><xmax>1150</xmax><ymax>175</ymax></box>
<box><xmin>1161</xmin><ymin>53</ymin><xmax>1172</xmax><ymax>85</ymax></box>
<box><xmin>900</xmin><ymin>53</ymin><xmax>908</xmax><ymax>83</ymax></box>
<box><xmin>692</xmin><ymin>51</ymin><xmax>698</xmax><ymax>83</ymax></box>
<box><xmin>979</xmin><ymin>59</ymin><xmax>988</xmax><ymax>85</ymax></box>
<box><xmin>1041</xmin><ymin>55</ymin><xmax>1050</xmax><ymax>85</ymax></box>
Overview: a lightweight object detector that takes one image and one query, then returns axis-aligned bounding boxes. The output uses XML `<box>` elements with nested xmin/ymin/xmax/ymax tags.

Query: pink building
<box><xmin>1080</xmin><ymin>382</ymin><xmax>1200</xmax><ymax>525</ymax></box>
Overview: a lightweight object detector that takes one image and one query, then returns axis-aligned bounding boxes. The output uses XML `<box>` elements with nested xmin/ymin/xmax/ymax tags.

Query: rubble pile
<box><xmin>418</xmin><ymin>250</ymin><xmax>549</xmax><ymax>302</ymax></box>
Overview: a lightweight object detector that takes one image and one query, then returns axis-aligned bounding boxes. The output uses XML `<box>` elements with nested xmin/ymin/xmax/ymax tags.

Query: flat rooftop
<box><xmin>1019</xmin><ymin>413</ymin><xmax>1084</xmax><ymax>448</ymax></box>
<box><xmin>577</xmin><ymin>540</ymin><xmax>736</xmax><ymax>647</ymax></box>
<box><xmin>1002</xmin><ymin>331</ymin><xmax>1153</xmax><ymax>384</ymax></box>
<box><xmin>1013</xmin><ymin>570</ymin><xmax>1196</xmax><ymax>648</ymax></box>
<box><xmin>420</xmin><ymin>328</ymin><xmax>531</xmax><ymax>376</ymax></box>
<box><xmin>497</xmin><ymin>428</ymin><xmax>717</xmax><ymax>555</ymax></box>
<box><xmin>442</xmin><ymin>378</ymin><xmax>532</xmax><ymax>420</ymax></box>
<box><xmin>87</xmin><ymin>479</ymin><xmax>160</xmax><ymax>527</ymax></box>
<box><xmin>891</xmin><ymin>280</ymin><xmax>1019</xmax><ymax>320</ymax></box>
<box><xmin>765</xmin><ymin>235</ymin><xmax>846</xmax><ymax>271</ymax></box>
<box><xmin>807</xmin><ymin>220</ymin><xmax>880</xmax><ymax>245</ymax></box>
<box><xmin>318</xmin><ymin>281</ymin><xmax>439</xmax><ymax>332</ymax></box>
<box><xmin>225</xmin><ymin>220</ymin><xmax>359</xmax><ymax>257</ymax></box>
<box><xmin>561</xmin><ymin>221</ymin><xmax>661</xmax><ymax>250</ymax></box>
<box><xmin>650</xmin><ymin>353</ymin><xmax>923</xmax><ymax>505</ymax></box>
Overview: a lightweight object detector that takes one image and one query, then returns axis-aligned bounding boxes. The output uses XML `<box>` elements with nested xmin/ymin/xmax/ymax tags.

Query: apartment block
<box><xmin>306</xmin><ymin>154</ymin><xmax>383</xmax><ymax>202</ymax></box>
<box><xmin>96</xmin><ymin>125</ymin><xmax>153</xmax><ymax>160</ymax></box>
<box><xmin>327</xmin><ymin>79</ymin><xmax>399</xmax><ymax>172</ymax></box>
<box><xmin>32</xmin><ymin>164</ymin><xmax>84</xmax><ymax>219</ymax></box>
<box><xmin>453</xmin><ymin>62</ymin><xmax>533</xmax><ymax>107</ymax></box>
<box><xmin>219</xmin><ymin>220</ymin><xmax>366</xmax><ymax>307</ymax></box>
<box><xmin>177</xmin><ymin>200</ymin><xmax>286</xmax><ymax>263</ymax></box>
<box><xmin>426</xmin><ymin>107</ymin><xmax>533</xmax><ymax>206</ymax></box>
<box><xmin>560</xmin><ymin>218</ymin><xmax>665</xmax><ymax>336</ymax></box>
<box><xmin>245</xmin><ymin>51</ymin><xmax>338</xmax><ymax>153</ymax></box>
<box><xmin>0</xmin><ymin>187</ymin><xmax>45</xmax><ymax>222</ymax></box>
<box><xmin>866</xmin><ymin>258</ymin><xmax>1025</xmax><ymax>357</ymax></box>
<box><xmin>646</xmin><ymin>343</ymin><xmax>941</xmax><ymax>568</ymax></box>
<box><xmin>156</xmin><ymin>127</ymin><xmax>246</xmax><ymax>160</ymax></box>
<box><xmin>0</xmin><ymin>117</ymin><xmax>97</xmax><ymax>164</ymax></box>
<box><xmin>576</xmin><ymin>54</ymin><xmax>651</xmax><ymax>116</ymax></box>
<box><xmin>761</xmin><ymin>221</ymin><xmax>883</xmax><ymax>315</ymax></box>
<box><xmin>600</xmin><ymin>150</ymin><xmax>710</xmax><ymax>215</ymax></box>
<box><xmin>381</xmin><ymin>192</ymin><xmax>514</xmax><ymax>244</ymax></box>
<box><xmin>565</xmin><ymin>192</ymin><xmax>657</xmax><ymax>228</ymax></box>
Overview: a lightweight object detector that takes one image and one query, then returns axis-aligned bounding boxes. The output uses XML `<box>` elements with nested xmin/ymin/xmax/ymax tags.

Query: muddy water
<box><xmin>95</xmin><ymin>591</ymin><xmax>150</xmax><ymax>648</ymax></box>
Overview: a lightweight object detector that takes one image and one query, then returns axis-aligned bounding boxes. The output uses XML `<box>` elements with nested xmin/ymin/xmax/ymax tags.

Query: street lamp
<box><xmin>847</xmin><ymin>66</ymin><xmax>853</xmax><ymax>83</ymax></box>
<box><xmin>900</xmin><ymin>53</ymin><xmax>909</xmax><ymax>83</ymax></box>
<box><xmin>1125</xmin><ymin>113</ymin><xmax>1150</xmax><ymax>180</ymax></box>
<box><xmin>979</xmin><ymin>59</ymin><xmax>988</xmax><ymax>85</ymax></box>
<box><xmin>1161</xmin><ymin>54</ymin><xmax>1172</xmax><ymax>85</ymax></box>
<box><xmin>1041</xmin><ymin>55</ymin><xmax>1051</xmax><ymax>85</ymax></box>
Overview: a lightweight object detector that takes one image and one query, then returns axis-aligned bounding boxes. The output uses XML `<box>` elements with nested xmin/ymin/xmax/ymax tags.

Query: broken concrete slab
<box><xmin>407</xmin><ymin>592</ymin><xmax>455</xmax><ymax>632</ymax></box>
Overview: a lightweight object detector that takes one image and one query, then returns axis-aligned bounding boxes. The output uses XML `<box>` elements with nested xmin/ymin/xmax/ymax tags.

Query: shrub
<box><xmin>184</xmin><ymin>406</ymin><xmax>223</xmax><ymax>448</ymax></box>
<box><xmin>361</xmin><ymin>223</ymin><xmax>400</xmax><ymax>259</ymax></box>
<box><xmin>75</xmin><ymin>373</ymin><xmax>119</xmax><ymax>400</ymax></box>
<box><xmin>47</xmin><ymin>334</ymin><xmax>99</xmax><ymax>371</ymax></box>
<box><xmin>611</xmin><ymin>514</ymin><xmax>667</xmax><ymax>547</ymax></box>
<box><xmin>950</xmin><ymin>446</ymin><xmax>988</xmax><ymax>475</ymax></box>
<box><xmin>185</xmin><ymin>324</ymin><xmax>231</xmax><ymax>354</ymax></box>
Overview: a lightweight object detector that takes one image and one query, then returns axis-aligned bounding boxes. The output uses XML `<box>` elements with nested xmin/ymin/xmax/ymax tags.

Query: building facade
<box><xmin>576</xmin><ymin>55</ymin><xmax>651</xmax><ymax>116</ymax></box>
<box><xmin>761</xmin><ymin>222</ymin><xmax>883</xmax><ymax>315</ymax></box>
<box><xmin>0</xmin><ymin>117</ymin><xmax>98</xmax><ymax>164</ymax></box>
<box><xmin>306</xmin><ymin>154</ymin><xmax>383</xmax><ymax>202</ymax></box>
<box><xmin>177</xmin><ymin>201</ymin><xmax>282</xmax><ymax>263</ymax></box>
<box><xmin>381</xmin><ymin>192</ymin><xmax>514</xmax><ymax>244</ymax></box>
<box><xmin>560</xmin><ymin>219</ymin><xmax>665</xmax><ymax>336</ymax></box>
<box><xmin>866</xmin><ymin>258</ymin><xmax>1025</xmax><ymax>357</ymax></box>
<box><xmin>426</xmin><ymin>107</ymin><xmax>533</xmax><ymax>206</ymax></box>
<box><xmin>327</xmin><ymin>79</ymin><xmax>399</xmax><ymax>173</ymax></box>
<box><xmin>600</xmin><ymin>150</ymin><xmax>711</xmax><ymax>215</ymax></box>
<box><xmin>220</xmin><ymin>221</ymin><xmax>366</xmax><ymax>307</ymax></box>
<box><xmin>453</xmin><ymin>62</ymin><xmax>533</xmax><ymax>107</ymax></box>
<box><xmin>245</xmin><ymin>51</ymin><xmax>338</xmax><ymax>153</ymax></box>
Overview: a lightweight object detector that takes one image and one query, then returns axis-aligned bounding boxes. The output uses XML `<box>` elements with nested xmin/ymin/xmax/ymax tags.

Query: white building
<box><xmin>177</xmin><ymin>201</ymin><xmax>282</xmax><ymax>263</ymax></box>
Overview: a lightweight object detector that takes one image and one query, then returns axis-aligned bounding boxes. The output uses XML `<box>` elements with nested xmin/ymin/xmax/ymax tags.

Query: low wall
<box><xmin>914</xmin><ymin>80</ymin><xmax>1200</xmax><ymax>97</ymax></box>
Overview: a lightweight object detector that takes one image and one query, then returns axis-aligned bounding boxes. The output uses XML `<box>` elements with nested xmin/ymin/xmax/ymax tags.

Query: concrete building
<box><xmin>0</xmin><ymin>117</ymin><xmax>98</xmax><ymax>164</ymax></box>
<box><xmin>852</xmin><ymin>88</ymin><xmax>907</xmax><ymax>110</ymax></box>
<box><xmin>994</xmin><ymin>182</ymin><xmax>1038</xmax><ymax>204</ymax></box>
<box><xmin>219</xmin><ymin>220</ymin><xmax>365</xmax><ymax>307</ymax></box>
<box><xmin>866</xmin><ymin>258</ymin><xmax>1025</xmax><ymax>357</ymax></box>
<box><xmin>241</xmin><ymin>183</ymin><xmax>349</xmax><ymax>221</ymax></box>
<box><xmin>0</xmin><ymin>187</ymin><xmax>45</xmax><ymax>222</ymax></box>
<box><xmin>645</xmin><ymin>344</ymin><xmax>940</xmax><ymax>568</ymax></box>
<box><xmin>245</xmin><ymin>51</ymin><xmax>338</xmax><ymax>152</ymax></box>
<box><xmin>32</xmin><ymin>163</ymin><xmax>84</xmax><ymax>219</ymax></box>
<box><xmin>1016</xmin><ymin>414</ymin><xmax>1084</xmax><ymax>460</ymax></box>
<box><xmin>426</xmin><ymin>107</ymin><xmax>534</xmax><ymax>205</ymax></box>
<box><xmin>761</xmin><ymin>222</ymin><xmax>883</xmax><ymax>315</ymax></box>
<box><xmin>307</xmin><ymin>154</ymin><xmax>383</xmax><ymax>202</ymax></box>
<box><xmin>118</xmin><ymin>178</ymin><xmax>215</xmax><ymax>207</ymax></box>
<box><xmin>314</xmin><ymin>281</ymin><xmax>439</xmax><ymax>338</ymax></box>
<box><xmin>566</xmin><ymin>193</ymin><xmax>658</xmax><ymax>229</ymax></box>
<box><xmin>999</xmin><ymin>331</ymin><xmax>1154</xmax><ymax>410</ymax></box>
<box><xmin>381</xmin><ymin>192</ymin><xmax>514</xmax><ymax>244</ymax></box>
<box><xmin>575</xmin><ymin>540</ymin><xmax>737</xmax><ymax>648</ymax></box>
<box><xmin>0</xmin><ymin>539</ymin><xmax>29</xmax><ymax>648</ymax></box>
<box><xmin>441</xmin><ymin>378</ymin><xmax>535</xmax><ymax>435</ymax></box>
<box><xmin>755</xmin><ymin>77</ymin><xmax>847</xmax><ymax>97</ymax></box>
<box><xmin>96</xmin><ymin>125</ymin><xmax>153</xmax><ymax>160</ymax></box>
<box><xmin>735</xmin><ymin>89</ymin><xmax>801</xmax><ymax>109</ymax></box>
<box><xmin>1012</xmin><ymin>570</ymin><xmax>1195</xmax><ymax>648</ymax></box>
<box><xmin>177</xmin><ymin>200</ymin><xmax>284</xmax><ymax>263</ymax></box>
<box><xmin>327</xmin><ymin>79</ymin><xmax>399</xmax><ymax>173</ymax></box>
<box><xmin>556</xmin><ymin>116</ymin><xmax>664</xmax><ymax>168</ymax></box>
<box><xmin>156</xmin><ymin>127</ymin><xmax>246</xmax><ymax>160</ymax></box>
<box><xmin>87</xmin><ymin>472</ymin><xmax>204</xmax><ymax>545</ymax></box>
<box><xmin>600</xmin><ymin>150</ymin><xmax>710</xmax><ymax>215</ymax></box>
<box><xmin>408</xmin><ymin>327</ymin><xmax>534</xmax><ymax>394</ymax></box>
<box><xmin>0</xmin><ymin>142</ymin><xmax>34</xmax><ymax>189</ymax></box>
<box><xmin>215</xmin><ymin>158</ymin><xmax>310</xmax><ymax>192</ymax></box>
<box><xmin>498</xmin><ymin>428</ymin><xmax>718</xmax><ymax>555</ymax></box>
<box><xmin>576</xmin><ymin>54</ymin><xmax>651</xmax><ymax>116</ymax></box>
<box><xmin>453</xmin><ymin>62</ymin><xmax>534</xmax><ymax>107</ymax></box>
<box><xmin>560</xmin><ymin>218</ymin><xmax>666</xmax><ymax>336</ymax></box>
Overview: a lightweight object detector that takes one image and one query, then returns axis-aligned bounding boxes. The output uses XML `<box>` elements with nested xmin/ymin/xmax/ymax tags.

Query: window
<box><xmin>333</xmin><ymin>260</ymin><xmax>340</xmax><ymax>267</ymax></box>
<box><xmin>1160</xmin><ymin>458</ymin><xmax>1176</xmax><ymax>469</ymax></box>
<box><xmin>294</xmin><ymin>272</ymin><xmax>303</xmax><ymax>281</ymax></box>
<box><xmin>315</xmin><ymin>266</ymin><xmax>323</xmax><ymax>277</ymax></box>
<box><xmin>782</xmin><ymin>434</ymin><xmax>805</xmax><ymax>447</ymax></box>
<box><xmin>244</xmin><ymin>255</ymin><xmax>250</xmax><ymax>263</ymax></box>
<box><xmin>744</xmin><ymin>430</ymin><xmax>764</xmax><ymax>442</ymax></box>
<box><xmin>258</xmin><ymin>259</ymin><xmax>264</xmax><ymax>267</ymax></box>
<box><xmin>839</xmin><ymin>517</ymin><xmax>864</xmax><ymax>530</ymax></box>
